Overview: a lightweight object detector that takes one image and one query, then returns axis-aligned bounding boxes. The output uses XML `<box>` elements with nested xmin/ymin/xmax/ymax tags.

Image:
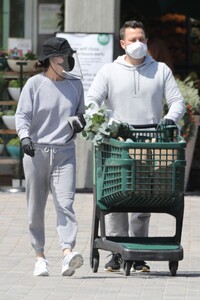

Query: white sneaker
<box><xmin>33</xmin><ymin>257</ymin><xmax>49</xmax><ymax>276</ymax></box>
<box><xmin>61</xmin><ymin>252</ymin><xmax>83</xmax><ymax>276</ymax></box>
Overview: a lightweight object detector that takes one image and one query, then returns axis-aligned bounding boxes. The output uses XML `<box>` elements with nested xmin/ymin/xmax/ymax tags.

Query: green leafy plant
<box><xmin>8</xmin><ymin>79</ymin><xmax>27</xmax><ymax>88</ymax></box>
<box><xmin>81</xmin><ymin>104</ymin><xmax>120</xmax><ymax>145</ymax></box>
<box><xmin>176</xmin><ymin>77</ymin><xmax>200</xmax><ymax>142</ymax></box>
<box><xmin>23</xmin><ymin>51</ymin><xmax>37</xmax><ymax>60</ymax></box>
<box><xmin>2</xmin><ymin>109</ymin><xmax>16</xmax><ymax>116</ymax></box>
<box><xmin>176</xmin><ymin>76</ymin><xmax>200</xmax><ymax>115</ymax></box>
<box><xmin>163</xmin><ymin>77</ymin><xmax>200</xmax><ymax>142</ymax></box>
<box><xmin>7</xmin><ymin>137</ymin><xmax>20</xmax><ymax>146</ymax></box>
<box><xmin>0</xmin><ymin>137</ymin><xmax>4</xmax><ymax>144</ymax></box>
<box><xmin>8</xmin><ymin>79</ymin><xmax>21</xmax><ymax>88</ymax></box>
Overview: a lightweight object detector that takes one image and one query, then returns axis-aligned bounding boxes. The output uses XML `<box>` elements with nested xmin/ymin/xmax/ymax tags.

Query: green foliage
<box><xmin>57</xmin><ymin>3</ymin><xmax>65</xmax><ymax>31</ymax></box>
<box><xmin>176</xmin><ymin>76</ymin><xmax>200</xmax><ymax>115</ymax></box>
<box><xmin>176</xmin><ymin>77</ymin><xmax>200</xmax><ymax>141</ymax></box>
<box><xmin>23</xmin><ymin>51</ymin><xmax>37</xmax><ymax>60</ymax></box>
<box><xmin>2</xmin><ymin>109</ymin><xmax>16</xmax><ymax>116</ymax></box>
<box><xmin>81</xmin><ymin>104</ymin><xmax>120</xmax><ymax>145</ymax></box>
<box><xmin>8</xmin><ymin>79</ymin><xmax>27</xmax><ymax>87</ymax></box>
<box><xmin>7</xmin><ymin>137</ymin><xmax>20</xmax><ymax>146</ymax></box>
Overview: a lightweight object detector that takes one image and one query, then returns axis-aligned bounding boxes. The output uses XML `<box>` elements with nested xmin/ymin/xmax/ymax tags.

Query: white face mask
<box><xmin>126</xmin><ymin>41</ymin><xmax>147</xmax><ymax>59</ymax></box>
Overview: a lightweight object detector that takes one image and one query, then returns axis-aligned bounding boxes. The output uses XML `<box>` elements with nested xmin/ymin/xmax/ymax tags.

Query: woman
<box><xmin>15</xmin><ymin>37</ymin><xmax>86</xmax><ymax>276</ymax></box>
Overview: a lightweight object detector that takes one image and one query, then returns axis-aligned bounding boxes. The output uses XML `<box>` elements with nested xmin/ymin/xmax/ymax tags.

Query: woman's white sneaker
<box><xmin>61</xmin><ymin>252</ymin><xmax>83</xmax><ymax>276</ymax></box>
<box><xmin>33</xmin><ymin>257</ymin><xmax>49</xmax><ymax>276</ymax></box>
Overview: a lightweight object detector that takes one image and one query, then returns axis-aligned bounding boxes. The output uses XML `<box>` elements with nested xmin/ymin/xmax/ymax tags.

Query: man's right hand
<box><xmin>21</xmin><ymin>137</ymin><xmax>35</xmax><ymax>157</ymax></box>
<box><xmin>159</xmin><ymin>118</ymin><xmax>175</xmax><ymax>126</ymax></box>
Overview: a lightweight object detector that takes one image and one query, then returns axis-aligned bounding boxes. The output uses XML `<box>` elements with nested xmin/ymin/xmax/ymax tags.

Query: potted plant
<box><xmin>176</xmin><ymin>76</ymin><xmax>200</xmax><ymax>190</ymax></box>
<box><xmin>175</xmin><ymin>76</ymin><xmax>200</xmax><ymax>141</ymax></box>
<box><xmin>6</xmin><ymin>136</ymin><xmax>20</xmax><ymax>159</ymax></box>
<box><xmin>7</xmin><ymin>78</ymin><xmax>27</xmax><ymax>101</ymax></box>
<box><xmin>7</xmin><ymin>50</ymin><xmax>38</xmax><ymax>72</ymax></box>
<box><xmin>1</xmin><ymin>108</ymin><xmax>16</xmax><ymax>130</ymax></box>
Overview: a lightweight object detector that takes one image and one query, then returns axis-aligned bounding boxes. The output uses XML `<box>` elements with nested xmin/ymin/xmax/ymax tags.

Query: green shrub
<box><xmin>7</xmin><ymin>137</ymin><xmax>20</xmax><ymax>146</ymax></box>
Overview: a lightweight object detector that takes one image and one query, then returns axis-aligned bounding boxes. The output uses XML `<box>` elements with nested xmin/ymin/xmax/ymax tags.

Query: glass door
<box><xmin>1</xmin><ymin>0</ymin><xmax>37</xmax><ymax>53</ymax></box>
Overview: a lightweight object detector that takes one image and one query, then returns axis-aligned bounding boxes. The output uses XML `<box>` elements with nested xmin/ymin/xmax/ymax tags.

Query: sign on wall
<box><xmin>56</xmin><ymin>32</ymin><xmax>113</xmax><ymax>95</ymax></box>
<box><xmin>8</xmin><ymin>38</ymin><xmax>32</xmax><ymax>57</ymax></box>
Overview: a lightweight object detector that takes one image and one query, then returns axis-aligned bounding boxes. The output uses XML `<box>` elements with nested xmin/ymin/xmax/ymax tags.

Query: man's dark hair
<box><xmin>120</xmin><ymin>20</ymin><xmax>147</xmax><ymax>40</ymax></box>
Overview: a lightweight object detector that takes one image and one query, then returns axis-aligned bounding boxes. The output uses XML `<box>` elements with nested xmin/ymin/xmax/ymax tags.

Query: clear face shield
<box><xmin>50</xmin><ymin>52</ymin><xmax>83</xmax><ymax>80</ymax></box>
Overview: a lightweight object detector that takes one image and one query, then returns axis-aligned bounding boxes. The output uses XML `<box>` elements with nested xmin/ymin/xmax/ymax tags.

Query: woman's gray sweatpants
<box><xmin>23</xmin><ymin>143</ymin><xmax>77</xmax><ymax>255</ymax></box>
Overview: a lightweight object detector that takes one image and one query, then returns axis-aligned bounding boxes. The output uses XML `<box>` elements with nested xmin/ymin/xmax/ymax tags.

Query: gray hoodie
<box><xmin>86</xmin><ymin>54</ymin><xmax>185</xmax><ymax>125</ymax></box>
<box><xmin>15</xmin><ymin>73</ymin><xmax>85</xmax><ymax>145</ymax></box>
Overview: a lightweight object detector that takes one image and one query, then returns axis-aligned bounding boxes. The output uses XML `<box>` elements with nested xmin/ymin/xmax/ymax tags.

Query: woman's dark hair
<box><xmin>36</xmin><ymin>58</ymin><xmax>50</xmax><ymax>71</ymax></box>
<box><xmin>120</xmin><ymin>20</ymin><xmax>147</xmax><ymax>40</ymax></box>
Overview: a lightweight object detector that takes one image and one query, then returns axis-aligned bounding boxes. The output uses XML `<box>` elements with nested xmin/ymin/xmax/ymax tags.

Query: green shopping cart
<box><xmin>90</xmin><ymin>124</ymin><xmax>186</xmax><ymax>276</ymax></box>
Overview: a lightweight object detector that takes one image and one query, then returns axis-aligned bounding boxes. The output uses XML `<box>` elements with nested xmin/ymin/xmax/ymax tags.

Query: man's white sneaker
<box><xmin>33</xmin><ymin>257</ymin><xmax>49</xmax><ymax>276</ymax></box>
<box><xmin>61</xmin><ymin>252</ymin><xmax>83</xmax><ymax>276</ymax></box>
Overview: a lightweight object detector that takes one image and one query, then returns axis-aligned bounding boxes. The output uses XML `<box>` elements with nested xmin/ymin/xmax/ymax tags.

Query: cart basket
<box><xmin>93</xmin><ymin>125</ymin><xmax>186</xmax><ymax>211</ymax></box>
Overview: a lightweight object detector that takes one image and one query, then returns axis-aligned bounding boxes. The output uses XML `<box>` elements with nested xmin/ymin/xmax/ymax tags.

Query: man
<box><xmin>86</xmin><ymin>20</ymin><xmax>185</xmax><ymax>272</ymax></box>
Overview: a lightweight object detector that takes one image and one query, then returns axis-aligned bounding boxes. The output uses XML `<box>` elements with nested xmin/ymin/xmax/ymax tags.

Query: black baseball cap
<box><xmin>38</xmin><ymin>37</ymin><xmax>75</xmax><ymax>61</ymax></box>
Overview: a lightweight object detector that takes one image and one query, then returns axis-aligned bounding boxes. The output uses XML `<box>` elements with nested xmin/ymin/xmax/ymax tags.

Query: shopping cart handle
<box><xmin>131</xmin><ymin>124</ymin><xmax>158</xmax><ymax>129</ymax></box>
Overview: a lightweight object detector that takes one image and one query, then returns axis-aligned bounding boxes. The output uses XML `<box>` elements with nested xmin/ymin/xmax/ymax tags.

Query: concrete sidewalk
<box><xmin>0</xmin><ymin>191</ymin><xmax>200</xmax><ymax>300</ymax></box>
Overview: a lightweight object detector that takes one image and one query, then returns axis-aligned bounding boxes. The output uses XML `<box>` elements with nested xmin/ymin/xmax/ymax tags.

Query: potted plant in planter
<box><xmin>6</xmin><ymin>136</ymin><xmax>20</xmax><ymax>159</ymax></box>
<box><xmin>7</xmin><ymin>50</ymin><xmax>38</xmax><ymax>73</ymax></box>
<box><xmin>7</xmin><ymin>78</ymin><xmax>27</xmax><ymax>101</ymax></box>
<box><xmin>175</xmin><ymin>76</ymin><xmax>200</xmax><ymax>190</ymax></box>
<box><xmin>1</xmin><ymin>108</ymin><xmax>16</xmax><ymax>130</ymax></box>
<box><xmin>175</xmin><ymin>77</ymin><xmax>200</xmax><ymax>141</ymax></box>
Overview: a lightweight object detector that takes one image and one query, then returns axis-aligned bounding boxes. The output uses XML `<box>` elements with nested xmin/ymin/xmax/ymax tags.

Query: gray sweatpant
<box><xmin>23</xmin><ymin>143</ymin><xmax>77</xmax><ymax>255</ymax></box>
<box><xmin>105</xmin><ymin>212</ymin><xmax>150</xmax><ymax>237</ymax></box>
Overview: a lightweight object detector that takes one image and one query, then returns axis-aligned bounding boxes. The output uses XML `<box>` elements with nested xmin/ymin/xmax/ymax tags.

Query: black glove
<box><xmin>117</xmin><ymin>123</ymin><xmax>135</xmax><ymax>140</ymax></box>
<box><xmin>21</xmin><ymin>137</ymin><xmax>35</xmax><ymax>157</ymax></box>
<box><xmin>159</xmin><ymin>118</ymin><xmax>176</xmax><ymax>142</ymax></box>
<box><xmin>159</xmin><ymin>118</ymin><xmax>175</xmax><ymax>126</ymax></box>
<box><xmin>68</xmin><ymin>114</ymin><xmax>86</xmax><ymax>133</ymax></box>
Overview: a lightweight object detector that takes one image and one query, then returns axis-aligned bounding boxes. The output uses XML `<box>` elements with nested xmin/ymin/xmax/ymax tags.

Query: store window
<box><xmin>10</xmin><ymin>0</ymin><xmax>25</xmax><ymax>38</ymax></box>
<box><xmin>0</xmin><ymin>0</ymin><xmax>25</xmax><ymax>49</ymax></box>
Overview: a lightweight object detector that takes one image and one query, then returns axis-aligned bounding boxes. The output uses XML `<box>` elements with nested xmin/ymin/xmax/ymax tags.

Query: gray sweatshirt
<box><xmin>86</xmin><ymin>54</ymin><xmax>185</xmax><ymax>125</ymax></box>
<box><xmin>15</xmin><ymin>73</ymin><xmax>85</xmax><ymax>145</ymax></box>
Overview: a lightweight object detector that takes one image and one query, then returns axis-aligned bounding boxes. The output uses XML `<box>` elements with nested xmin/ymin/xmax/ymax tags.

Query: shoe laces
<box><xmin>107</xmin><ymin>253</ymin><xmax>123</xmax><ymax>264</ymax></box>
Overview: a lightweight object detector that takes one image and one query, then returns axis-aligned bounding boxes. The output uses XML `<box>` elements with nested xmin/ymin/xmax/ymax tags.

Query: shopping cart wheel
<box><xmin>169</xmin><ymin>261</ymin><xmax>178</xmax><ymax>276</ymax></box>
<box><xmin>124</xmin><ymin>260</ymin><xmax>132</xmax><ymax>276</ymax></box>
<box><xmin>92</xmin><ymin>256</ymin><xmax>99</xmax><ymax>273</ymax></box>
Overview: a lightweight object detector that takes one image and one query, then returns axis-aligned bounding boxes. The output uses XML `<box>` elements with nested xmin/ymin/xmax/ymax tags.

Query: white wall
<box><xmin>64</xmin><ymin>0</ymin><xmax>120</xmax><ymax>189</ymax></box>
